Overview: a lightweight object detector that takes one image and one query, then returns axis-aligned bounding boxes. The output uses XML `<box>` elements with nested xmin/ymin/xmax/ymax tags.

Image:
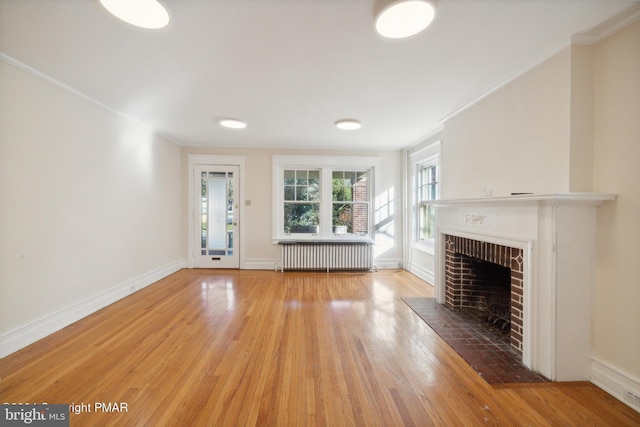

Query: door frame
<box><xmin>187</xmin><ymin>154</ymin><xmax>245</xmax><ymax>269</ymax></box>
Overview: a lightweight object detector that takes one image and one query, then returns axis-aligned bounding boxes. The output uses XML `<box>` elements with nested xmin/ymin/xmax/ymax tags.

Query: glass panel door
<box><xmin>194</xmin><ymin>165</ymin><xmax>239</xmax><ymax>268</ymax></box>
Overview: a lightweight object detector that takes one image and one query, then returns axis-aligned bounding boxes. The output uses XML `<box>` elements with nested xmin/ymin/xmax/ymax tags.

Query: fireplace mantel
<box><xmin>432</xmin><ymin>192</ymin><xmax>615</xmax><ymax>381</ymax></box>
<box><xmin>429</xmin><ymin>192</ymin><xmax>615</xmax><ymax>207</ymax></box>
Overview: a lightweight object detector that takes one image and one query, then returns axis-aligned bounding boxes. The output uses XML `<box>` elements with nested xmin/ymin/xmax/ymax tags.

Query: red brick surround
<box><xmin>444</xmin><ymin>234</ymin><xmax>524</xmax><ymax>357</ymax></box>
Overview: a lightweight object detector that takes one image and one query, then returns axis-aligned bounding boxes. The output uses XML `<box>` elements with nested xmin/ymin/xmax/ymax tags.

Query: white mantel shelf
<box><xmin>429</xmin><ymin>192</ymin><xmax>616</xmax><ymax>207</ymax></box>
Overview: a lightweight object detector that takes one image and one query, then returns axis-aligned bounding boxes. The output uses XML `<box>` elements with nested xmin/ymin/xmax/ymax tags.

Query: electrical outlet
<box><xmin>625</xmin><ymin>391</ymin><xmax>640</xmax><ymax>407</ymax></box>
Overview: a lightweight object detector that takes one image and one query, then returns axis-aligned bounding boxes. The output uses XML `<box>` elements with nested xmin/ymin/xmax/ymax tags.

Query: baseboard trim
<box><xmin>0</xmin><ymin>259</ymin><xmax>186</xmax><ymax>359</ymax></box>
<box><xmin>591</xmin><ymin>357</ymin><xmax>640</xmax><ymax>413</ymax></box>
<box><xmin>407</xmin><ymin>262</ymin><xmax>435</xmax><ymax>285</ymax></box>
<box><xmin>242</xmin><ymin>259</ymin><xmax>279</xmax><ymax>270</ymax></box>
<box><xmin>373</xmin><ymin>259</ymin><xmax>403</xmax><ymax>270</ymax></box>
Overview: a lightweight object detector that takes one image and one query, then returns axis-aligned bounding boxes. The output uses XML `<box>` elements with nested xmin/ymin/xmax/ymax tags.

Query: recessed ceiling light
<box><xmin>219</xmin><ymin>118</ymin><xmax>247</xmax><ymax>129</ymax></box>
<box><xmin>99</xmin><ymin>0</ymin><xmax>170</xmax><ymax>30</ymax></box>
<box><xmin>375</xmin><ymin>0</ymin><xmax>437</xmax><ymax>39</ymax></box>
<box><xmin>335</xmin><ymin>119</ymin><xmax>362</xmax><ymax>130</ymax></box>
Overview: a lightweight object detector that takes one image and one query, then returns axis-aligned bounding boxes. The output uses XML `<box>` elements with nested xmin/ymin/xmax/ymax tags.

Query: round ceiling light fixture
<box><xmin>375</xmin><ymin>0</ymin><xmax>437</xmax><ymax>39</ymax></box>
<box><xmin>335</xmin><ymin>119</ymin><xmax>362</xmax><ymax>130</ymax></box>
<box><xmin>99</xmin><ymin>0</ymin><xmax>170</xmax><ymax>30</ymax></box>
<box><xmin>218</xmin><ymin>118</ymin><xmax>247</xmax><ymax>129</ymax></box>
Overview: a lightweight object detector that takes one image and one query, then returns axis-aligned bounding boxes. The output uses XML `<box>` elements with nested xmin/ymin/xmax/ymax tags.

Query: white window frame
<box><xmin>410</xmin><ymin>142</ymin><xmax>441</xmax><ymax>255</ymax></box>
<box><xmin>272</xmin><ymin>155</ymin><xmax>379</xmax><ymax>242</ymax></box>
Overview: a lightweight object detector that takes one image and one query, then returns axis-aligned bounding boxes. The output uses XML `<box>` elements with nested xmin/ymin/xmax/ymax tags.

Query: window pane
<box><xmin>333</xmin><ymin>183</ymin><xmax>352</xmax><ymax>201</ymax></box>
<box><xmin>308</xmin><ymin>170</ymin><xmax>320</xmax><ymax>185</ymax></box>
<box><xmin>286</xmin><ymin>169</ymin><xmax>320</xmax><ymax>202</ymax></box>
<box><xmin>295</xmin><ymin>186</ymin><xmax>307</xmax><ymax>201</ymax></box>
<box><xmin>284</xmin><ymin>185</ymin><xmax>295</xmax><ymax>200</ymax></box>
<box><xmin>206</xmin><ymin>173</ymin><xmax>227</xmax><ymax>249</ymax></box>
<box><xmin>344</xmin><ymin>171</ymin><xmax>356</xmax><ymax>187</ymax></box>
<box><xmin>307</xmin><ymin>184</ymin><xmax>319</xmax><ymax>201</ymax></box>
<box><xmin>428</xmin><ymin>183</ymin><xmax>436</xmax><ymax>200</ymax></box>
<box><xmin>419</xmin><ymin>203</ymin><xmax>428</xmax><ymax>240</ymax></box>
<box><xmin>352</xmin><ymin>203</ymin><xmax>369</xmax><ymax>234</ymax></box>
<box><xmin>296</xmin><ymin>170</ymin><xmax>307</xmax><ymax>185</ymax></box>
<box><xmin>427</xmin><ymin>205</ymin><xmax>435</xmax><ymax>239</ymax></box>
<box><xmin>284</xmin><ymin>203</ymin><xmax>319</xmax><ymax>234</ymax></box>
<box><xmin>332</xmin><ymin>170</ymin><xmax>367</xmax><ymax>202</ymax></box>
<box><xmin>332</xmin><ymin>203</ymin><xmax>368</xmax><ymax>235</ymax></box>
<box><xmin>354</xmin><ymin>173</ymin><xmax>368</xmax><ymax>201</ymax></box>
<box><xmin>330</xmin><ymin>170</ymin><xmax>369</xmax><ymax>236</ymax></box>
<box><xmin>429</xmin><ymin>165</ymin><xmax>437</xmax><ymax>183</ymax></box>
<box><xmin>333</xmin><ymin>203</ymin><xmax>352</xmax><ymax>231</ymax></box>
<box><xmin>284</xmin><ymin>170</ymin><xmax>296</xmax><ymax>185</ymax></box>
<box><xmin>332</xmin><ymin>174</ymin><xmax>345</xmax><ymax>201</ymax></box>
<box><xmin>419</xmin><ymin>203</ymin><xmax>436</xmax><ymax>240</ymax></box>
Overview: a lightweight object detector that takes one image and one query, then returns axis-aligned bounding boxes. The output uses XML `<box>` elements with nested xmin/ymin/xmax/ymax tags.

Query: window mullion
<box><xmin>320</xmin><ymin>166</ymin><xmax>332</xmax><ymax>238</ymax></box>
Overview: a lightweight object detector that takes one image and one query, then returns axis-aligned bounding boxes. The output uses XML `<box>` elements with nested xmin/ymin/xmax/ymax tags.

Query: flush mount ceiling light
<box><xmin>335</xmin><ymin>119</ymin><xmax>362</xmax><ymax>130</ymax></box>
<box><xmin>375</xmin><ymin>0</ymin><xmax>437</xmax><ymax>39</ymax></box>
<box><xmin>99</xmin><ymin>0</ymin><xmax>170</xmax><ymax>29</ymax></box>
<box><xmin>218</xmin><ymin>118</ymin><xmax>247</xmax><ymax>129</ymax></box>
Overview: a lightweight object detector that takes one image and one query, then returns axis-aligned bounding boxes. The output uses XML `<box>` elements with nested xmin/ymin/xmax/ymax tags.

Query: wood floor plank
<box><xmin>1</xmin><ymin>269</ymin><xmax>639</xmax><ymax>426</ymax></box>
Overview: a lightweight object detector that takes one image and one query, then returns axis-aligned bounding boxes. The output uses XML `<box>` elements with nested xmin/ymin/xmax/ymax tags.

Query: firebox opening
<box><xmin>456</xmin><ymin>254</ymin><xmax>512</xmax><ymax>334</ymax></box>
<box><xmin>444</xmin><ymin>234</ymin><xmax>524</xmax><ymax>357</ymax></box>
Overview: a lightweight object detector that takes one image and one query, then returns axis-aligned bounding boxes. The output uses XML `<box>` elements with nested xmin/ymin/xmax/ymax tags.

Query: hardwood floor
<box><xmin>1</xmin><ymin>269</ymin><xmax>639</xmax><ymax>426</ymax></box>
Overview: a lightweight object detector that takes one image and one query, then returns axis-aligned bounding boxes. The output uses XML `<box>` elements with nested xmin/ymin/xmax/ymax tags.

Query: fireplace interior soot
<box><xmin>484</xmin><ymin>311</ymin><xmax>511</xmax><ymax>334</ymax></box>
<box><xmin>458</xmin><ymin>255</ymin><xmax>512</xmax><ymax>336</ymax></box>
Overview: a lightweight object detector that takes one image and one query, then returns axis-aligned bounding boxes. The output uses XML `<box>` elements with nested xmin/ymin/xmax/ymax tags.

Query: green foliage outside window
<box><xmin>283</xmin><ymin>169</ymin><xmax>369</xmax><ymax>235</ymax></box>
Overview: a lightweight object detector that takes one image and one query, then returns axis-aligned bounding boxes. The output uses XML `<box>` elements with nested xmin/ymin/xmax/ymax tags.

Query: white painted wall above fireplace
<box><xmin>430</xmin><ymin>193</ymin><xmax>615</xmax><ymax>381</ymax></box>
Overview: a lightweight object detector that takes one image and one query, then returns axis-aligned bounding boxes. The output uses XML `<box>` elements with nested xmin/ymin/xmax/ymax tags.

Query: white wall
<box><xmin>0</xmin><ymin>59</ymin><xmax>184</xmax><ymax>356</ymax></box>
<box><xmin>569</xmin><ymin>45</ymin><xmax>595</xmax><ymax>192</ymax></box>
<box><xmin>408</xmin><ymin>49</ymin><xmax>578</xmax><ymax>282</ymax></box>
<box><xmin>181</xmin><ymin>147</ymin><xmax>404</xmax><ymax>269</ymax></box>
<box><xmin>442</xmin><ymin>48</ymin><xmax>572</xmax><ymax>199</ymax></box>
<box><xmin>592</xmin><ymin>20</ymin><xmax>640</xmax><ymax>380</ymax></box>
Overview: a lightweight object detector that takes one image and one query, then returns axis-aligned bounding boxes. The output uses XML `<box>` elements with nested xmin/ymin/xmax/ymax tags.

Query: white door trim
<box><xmin>188</xmin><ymin>154</ymin><xmax>246</xmax><ymax>269</ymax></box>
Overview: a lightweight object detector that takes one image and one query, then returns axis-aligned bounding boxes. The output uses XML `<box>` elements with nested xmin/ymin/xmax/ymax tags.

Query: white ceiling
<box><xmin>1</xmin><ymin>0</ymin><xmax>639</xmax><ymax>150</ymax></box>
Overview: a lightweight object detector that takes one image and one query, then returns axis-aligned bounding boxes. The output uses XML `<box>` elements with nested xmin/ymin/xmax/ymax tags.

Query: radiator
<box><xmin>279</xmin><ymin>242</ymin><xmax>373</xmax><ymax>272</ymax></box>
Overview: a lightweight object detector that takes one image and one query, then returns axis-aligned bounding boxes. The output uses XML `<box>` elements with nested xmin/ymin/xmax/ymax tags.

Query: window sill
<box><xmin>275</xmin><ymin>236</ymin><xmax>374</xmax><ymax>245</ymax></box>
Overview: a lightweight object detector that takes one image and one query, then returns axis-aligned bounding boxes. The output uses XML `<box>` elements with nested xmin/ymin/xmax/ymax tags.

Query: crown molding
<box><xmin>0</xmin><ymin>52</ymin><xmax>184</xmax><ymax>146</ymax></box>
<box><xmin>572</xmin><ymin>3</ymin><xmax>640</xmax><ymax>45</ymax></box>
<box><xmin>439</xmin><ymin>4</ymin><xmax>640</xmax><ymax>126</ymax></box>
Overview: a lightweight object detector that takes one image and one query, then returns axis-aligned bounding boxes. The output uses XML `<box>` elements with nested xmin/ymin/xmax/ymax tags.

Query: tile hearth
<box><xmin>403</xmin><ymin>297</ymin><xmax>548</xmax><ymax>384</ymax></box>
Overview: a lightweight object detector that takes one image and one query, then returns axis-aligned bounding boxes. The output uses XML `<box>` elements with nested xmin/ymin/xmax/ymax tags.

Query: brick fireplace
<box><xmin>444</xmin><ymin>234</ymin><xmax>524</xmax><ymax>357</ymax></box>
<box><xmin>431</xmin><ymin>193</ymin><xmax>614</xmax><ymax>381</ymax></box>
